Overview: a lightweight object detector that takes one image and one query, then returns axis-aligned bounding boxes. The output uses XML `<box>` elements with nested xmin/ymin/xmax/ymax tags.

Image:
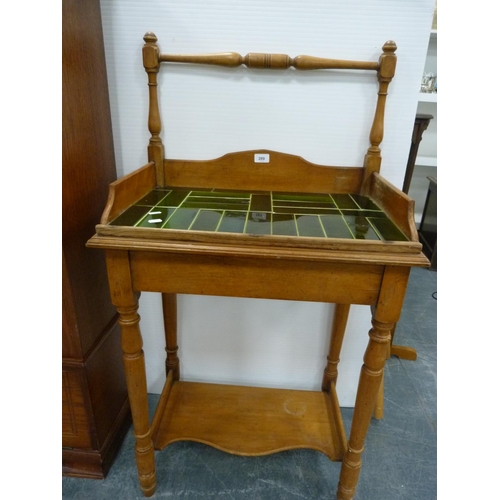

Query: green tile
<box><xmin>272</xmin><ymin>214</ymin><xmax>297</xmax><ymax>236</ymax></box>
<box><xmin>212</xmin><ymin>189</ymin><xmax>256</xmax><ymax>197</ymax></box>
<box><xmin>273</xmin><ymin>192</ymin><xmax>333</xmax><ymax>203</ymax></box>
<box><xmin>190</xmin><ymin>210</ymin><xmax>223</xmax><ymax>232</ymax></box>
<box><xmin>217</xmin><ymin>211</ymin><xmax>247</xmax><ymax>233</ymax></box>
<box><xmin>110</xmin><ymin>205</ymin><xmax>151</xmax><ymax>226</ymax></box>
<box><xmin>344</xmin><ymin>215</ymin><xmax>380</xmax><ymax>240</ymax></box>
<box><xmin>368</xmin><ymin>217</ymin><xmax>408</xmax><ymax>241</ymax></box>
<box><xmin>191</xmin><ymin>191</ymin><xmax>251</xmax><ymax>199</ymax></box>
<box><xmin>135</xmin><ymin>207</ymin><xmax>178</xmax><ymax>228</ymax></box>
<box><xmin>320</xmin><ymin>215</ymin><xmax>354</xmax><ymax>239</ymax></box>
<box><xmin>136</xmin><ymin>189</ymin><xmax>172</xmax><ymax>206</ymax></box>
<box><xmin>296</xmin><ymin>215</ymin><xmax>325</xmax><ymax>237</ymax></box>
<box><xmin>181</xmin><ymin>200</ymin><xmax>249</xmax><ymax>211</ymax></box>
<box><xmin>250</xmin><ymin>194</ymin><xmax>272</xmax><ymax>212</ymax></box>
<box><xmin>245</xmin><ymin>212</ymin><xmax>272</xmax><ymax>235</ymax></box>
<box><xmin>331</xmin><ymin>194</ymin><xmax>358</xmax><ymax>209</ymax></box>
<box><xmin>156</xmin><ymin>190</ymin><xmax>192</xmax><ymax>207</ymax></box>
<box><xmin>340</xmin><ymin>209</ymin><xmax>386</xmax><ymax>217</ymax></box>
<box><xmin>162</xmin><ymin>208</ymin><xmax>199</xmax><ymax>230</ymax></box>
<box><xmin>272</xmin><ymin>200</ymin><xmax>335</xmax><ymax>209</ymax></box>
<box><xmin>350</xmin><ymin>194</ymin><xmax>381</xmax><ymax>211</ymax></box>
<box><xmin>186</xmin><ymin>195</ymin><xmax>249</xmax><ymax>205</ymax></box>
<box><xmin>272</xmin><ymin>206</ymin><xmax>340</xmax><ymax>215</ymax></box>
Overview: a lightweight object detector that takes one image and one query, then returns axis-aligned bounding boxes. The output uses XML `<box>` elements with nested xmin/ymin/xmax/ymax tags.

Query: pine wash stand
<box><xmin>87</xmin><ymin>33</ymin><xmax>429</xmax><ymax>499</ymax></box>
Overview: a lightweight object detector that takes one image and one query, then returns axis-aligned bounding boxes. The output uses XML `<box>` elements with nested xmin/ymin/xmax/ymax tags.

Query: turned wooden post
<box><xmin>161</xmin><ymin>293</ymin><xmax>180</xmax><ymax>380</ymax></box>
<box><xmin>322</xmin><ymin>304</ymin><xmax>351</xmax><ymax>391</ymax></box>
<box><xmin>337</xmin><ymin>266</ymin><xmax>410</xmax><ymax>500</ymax></box>
<box><xmin>105</xmin><ymin>250</ymin><xmax>156</xmax><ymax>497</ymax></box>
<box><xmin>361</xmin><ymin>41</ymin><xmax>397</xmax><ymax>193</ymax></box>
<box><xmin>143</xmin><ymin>32</ymin><xmax>165</xmax><ymax>186</ymax></box>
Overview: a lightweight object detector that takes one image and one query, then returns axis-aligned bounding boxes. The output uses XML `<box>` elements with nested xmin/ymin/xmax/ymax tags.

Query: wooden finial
<box><xmin>143</xmin><ymin>32</ymin><xmax>158</xmax><ymax>44</ymax></box>
<box><xmin>382</xmin><ymin>40</ymin><xmax>397</xmax><ymax>54</ymax></box>
<box><xmin>378</xmin><ymin>41</ymin><xmax>397</xmax><ymax>82</ymax></box>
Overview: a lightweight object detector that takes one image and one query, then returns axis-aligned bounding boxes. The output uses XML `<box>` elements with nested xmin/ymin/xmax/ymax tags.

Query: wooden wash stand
<box><xmin>87</xmin><ymin>33</ymin><xmax>429</xmax><ymax>499</ymax></box>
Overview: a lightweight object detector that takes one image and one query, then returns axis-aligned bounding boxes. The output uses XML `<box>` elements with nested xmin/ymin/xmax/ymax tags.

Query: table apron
<box><xmin>129</xmin><ymin>251</ymin><xmax>384</xmax><ymax>304</ymax></box>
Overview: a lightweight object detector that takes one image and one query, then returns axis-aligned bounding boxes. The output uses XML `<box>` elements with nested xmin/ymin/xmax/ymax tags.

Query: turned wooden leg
<box><xmin>373</xmin><ymin>370</ymin><xmax>384</xmax><ymax>420</ymax></box>
<box><xmin>337</xmin><ymin>267</ymin><xmax>410</xmax><ymax>500</ymax></box>
<box><xmin>106</xmin><ymin>250</ymin><xmax>156</xmax><ymax>497</ymax></box>
<box><xmin>322</xmin><ymin>304</ymin><xmax>351</xmax><ymax>391</ymax></box>
<box><xmin>161</xmin><ymin>293</ymin><xmax>180</xmax><ymax>380</ymax></box>
<box><xmin>373</xmin><ymin>316</ymin><xmax>391</xmax><ymax>420</ymax></box>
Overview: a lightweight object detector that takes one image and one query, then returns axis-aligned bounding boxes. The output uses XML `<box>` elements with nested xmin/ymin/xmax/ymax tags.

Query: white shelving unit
<box><xmin>409</xmin><ymin>28</ymin><xmax>437</xmax><ymax>223</ymax></box>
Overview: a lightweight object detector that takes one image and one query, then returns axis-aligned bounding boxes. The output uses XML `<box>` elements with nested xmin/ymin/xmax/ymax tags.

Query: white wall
<box><xmin>100</xmin><ymin>0</ymin><xmax>435</xmax><ymax>406</ymax></box>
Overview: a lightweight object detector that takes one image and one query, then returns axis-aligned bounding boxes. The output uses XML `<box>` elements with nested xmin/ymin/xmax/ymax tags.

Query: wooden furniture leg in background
<box><xmin>161</xmin><ymin>293</ymin><xmax>180</xmax><ymax>381</ymax></box>
<box><xmin>106</xmin><ymin>250</ymin><xmax>156</xmax><ymax>497</ymax></box>
<box><xmin>322</xmin><ymin>304</ymin><xmax>385</xmax><ymax>420</ymax></box>
<box><xmin>337</xmin><ymin>267</ymin><xmax>410</xmax><ymax>500</ymax></box>
<box><xmin>390</xmin><ymin>324</ymin><xmax>417</xmax><ymax>360</ymax></box>
<box><xmin>401</xmin><ymin>113</ymin><xmax>433</xmax><ymax>194</ymax></box>
<box><xmin>322</xmin><ymin>304</ymin><xmax>351</xmax><ymax>391</ymax></box>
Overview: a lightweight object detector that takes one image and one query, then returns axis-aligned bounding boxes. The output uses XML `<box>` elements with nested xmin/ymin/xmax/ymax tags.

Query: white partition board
<box><xmin>100</xmin><ymin>0</ymin><xmax>435</xmax><ymax>406</ymax></box>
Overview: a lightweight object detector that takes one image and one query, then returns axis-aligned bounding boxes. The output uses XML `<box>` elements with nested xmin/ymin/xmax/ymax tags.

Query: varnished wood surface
<box><xmin>128</xmin><ymin>250</ymin><xmax>384</xmax><ymax>304</ymax></box>
<box><xmin>159</xmin><ymin>51</ymin><xmax>380</xmax><ymax>71</ymax></box>
<box><xmin>63</xmin><ymin>0</ymin><xmax>118</xmax><ymax>356</ymax></box>
<box><xmin>164</xmin><ymin>150</ymin><xmax>364</xmax><ymax>194</ymax></box>
<box><xmin>368</xmin><ymin>173</ymin><xmax>418</xmax><ymax>241</ymax></box>
<box><xmin>153</xmin><ymin>381</ymin><xmax>345</xmax><ymax>460</ymax></box>
<box><xmin>101</xmin><ymin>162</ymin><xmax>156</xmax><ymax>224</ymax></box>
<box><xmin>62</xmin><ymin>0</ymin><xmax>130</xmax><ymax>478</ymax></box>
<box><xmin>89</xmin><ymin>233</ymin><xmax>428</xmax><ymax>268</ymax></box>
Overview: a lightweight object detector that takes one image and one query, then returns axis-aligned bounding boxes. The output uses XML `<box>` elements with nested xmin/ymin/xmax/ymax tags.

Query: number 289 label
<box><xmin>254</xmin><ymin>153</ymin><xmax>270</xmax><ymax>163</ymax></box>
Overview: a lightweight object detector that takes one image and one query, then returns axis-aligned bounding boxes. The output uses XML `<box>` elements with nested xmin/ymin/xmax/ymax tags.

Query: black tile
<box><xmin>162</xmin><ymin>208</ymin><xmax>199</xmax><ymax>229</ymax></box>
<box><xmin>109</xmin><ymin>205</ymin><xmax>151</xmax><ymax>226</ymax></box>
<box><xmin>217</xmin><ymin>211</ymin><xmax>247</xmax><ymax>234</ymax></box>
<box><xmin>331</xmin><ymin>194</ymin><xmax>358</xmax><ymax>209</ymax></box>
<box><xmin>343</xmin><ymin>215</ymin><xmax>380</xmax><ymax>240</ymax></box>
<box><xmin>272</xmin><ymin>214</ymin><xmax>297</xmax><ymax>236</ymax></box>
<box><xmin>295</xmin><ymin>215</ymin><xmax>325</xmax><ymax>237</ymax></box>
<box><xmin>136</xmin><ymin>189</ymin><xmax>172</xmax><ymax>206</ymax></box>
<box><xmin>135</xmin><ymin>207</ymin><xmax>178</xmax><ymax>228</ymax></box>
<box><xmin>368</xmin><ymin>217</ymin><xmax>408</xmax><ymax>241</ymax></box>
<box><xmin>320</xmin><ymin>215</ymin><xmax>353</xmax><ymax>239</ymax></box>
<box><xmin>190</xmin><ymin>210</ymin><xmax>223</xmax><ymax>232</ymax></box>
<box><xmin>350</xmin><ymin>194</ymin><xmax>381</xmax><ymax>210</ymax></box>
<box><xmin>250</xmin><ymin>194</ymin><xmax>272</xmax><ymax>212</ymax></box>
<box><xmin>156</xmin><ymin>190</ymin><xmax>192</xmax><ymax>207</ymax></box>
<box><xmin>245</xmin><ymin>212</ymin><xmax>272</xmax><ymax>235</ymax></box>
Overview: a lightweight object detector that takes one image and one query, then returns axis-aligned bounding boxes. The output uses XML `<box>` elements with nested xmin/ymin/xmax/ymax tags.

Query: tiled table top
<box><xmin>110</xmin><ymin>188</ymin><xmax>408</xmax><ymax>242</ymax></box>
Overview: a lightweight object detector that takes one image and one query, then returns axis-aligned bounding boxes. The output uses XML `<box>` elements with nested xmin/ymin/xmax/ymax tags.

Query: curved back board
<box><xmin>165</xmin><ymin>150</ymin><xmax>364</xmax><ymax>194</ymax></box>
<box><xmin>142</xmin><ymin>32</ymin><xmax>397</xmax><ymax>192</ymax></box>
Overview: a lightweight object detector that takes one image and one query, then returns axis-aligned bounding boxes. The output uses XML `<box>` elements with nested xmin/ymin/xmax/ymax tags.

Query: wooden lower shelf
<box><xmin>152</xmin><ymin>379</ymin><xmax>347</xmax><ymax>461</ymax></box>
